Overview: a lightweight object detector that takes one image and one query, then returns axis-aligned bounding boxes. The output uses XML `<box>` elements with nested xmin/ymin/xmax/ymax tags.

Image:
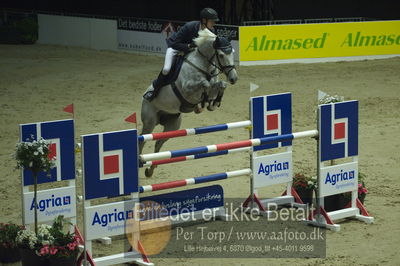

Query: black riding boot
<box><xmin>143</xmin><ymin>71</ymin><xmax>168</xmax><ymax>101</ymax></box>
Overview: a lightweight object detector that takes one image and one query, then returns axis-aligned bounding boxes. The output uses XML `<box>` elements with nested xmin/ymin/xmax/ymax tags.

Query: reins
<box><xmin>184</xmin><ymin>46</ymin><xmax>235</xmax><ymax>81</ymax></box>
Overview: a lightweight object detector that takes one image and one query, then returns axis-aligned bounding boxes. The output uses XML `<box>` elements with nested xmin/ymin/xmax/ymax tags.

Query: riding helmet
<box><xmin>200</xmin><ymin>8</ymin><xmax>219</xmax><ymax>22</ymax></box>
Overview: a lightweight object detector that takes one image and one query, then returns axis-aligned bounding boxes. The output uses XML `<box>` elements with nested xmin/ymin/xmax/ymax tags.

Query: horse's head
<box><xmin>194</xmin><ymin>29</ymin><xmax>238</xmax><ymax>85</ymax></box>
<box><xmin>213</xmin><ymin>37</ymin><xmax>237</xmax><ymax>84</ymax></box>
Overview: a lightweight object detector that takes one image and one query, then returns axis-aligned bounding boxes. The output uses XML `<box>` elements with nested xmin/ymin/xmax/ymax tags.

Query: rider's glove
<box><xmin>188</xmin><ymin>42</ymin><xmax>197</xmax><ymax>49</ymax></box>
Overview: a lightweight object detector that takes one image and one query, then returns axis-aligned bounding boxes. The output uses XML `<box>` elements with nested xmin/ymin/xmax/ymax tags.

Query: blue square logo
<box><xmin>82</xmin><ymin>129</ymin><xmax>139</xmax><ymax>200</ymax></box>
<box><xmin>319</xmin><ymin>101</ymin><xmax>358</xmax><ymax>162</ymax></box>
<box><xmin>251</xmin><ymin>93</ymin><xmax>292</xmax><ymax>151</ymax></box>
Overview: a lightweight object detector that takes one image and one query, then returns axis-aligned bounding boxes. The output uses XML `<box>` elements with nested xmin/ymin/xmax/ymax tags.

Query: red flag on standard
<box><xmin>63</xmin><ymin>103</ymin><xmax>74</xmax><ymax>114</ymax></box>
<box><xmin>125</xmin><ymin>112</ymin><xmax>137</xmax><ymax>124</ymax></box>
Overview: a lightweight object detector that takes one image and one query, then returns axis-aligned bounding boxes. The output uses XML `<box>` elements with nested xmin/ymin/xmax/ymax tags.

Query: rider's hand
<box><xmin>188</xmin><ymin>42</ymin><xmax>197</xmax><ymax>49</ymax></box>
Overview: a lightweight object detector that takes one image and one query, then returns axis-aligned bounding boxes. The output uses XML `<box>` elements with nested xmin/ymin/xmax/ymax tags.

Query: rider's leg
<box><xmin>144</xmin><ymin>48</ymin><xmax>178</xmax><ymax>101</ymax></box>
<box><xmin>162</xmin><ymin>48</ymin><xmax>178</xmax><ymax>75</ymax></box>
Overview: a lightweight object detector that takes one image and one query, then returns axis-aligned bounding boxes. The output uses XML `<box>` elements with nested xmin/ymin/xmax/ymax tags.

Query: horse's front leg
<box><xmin>207</xmin><ymin>80</ymin><xmax>227</xmax><ymax>111</ymax></box>
<box><xmin>194</xmin><ymin>79</ymin><xmax>211</xmax><ymax>114</ymax></box>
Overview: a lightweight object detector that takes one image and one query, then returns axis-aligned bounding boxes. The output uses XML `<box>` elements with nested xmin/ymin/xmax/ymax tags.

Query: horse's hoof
<box><xmin>207</xmin><ymin>100</ymin><xmax>221</xmax><ymax>111</ymax></box>
<box><xmin>194</xmin><ymin>107</ymin><xmax>203</xmax><ymax>114</ymax></box>
<box><xmin>145</xmin><ymin>168</ymin><xmax>153</xmax><ymax>177</ymax></box>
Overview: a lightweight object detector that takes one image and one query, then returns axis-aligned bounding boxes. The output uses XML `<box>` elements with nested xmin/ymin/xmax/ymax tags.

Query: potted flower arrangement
<box><xmin>14</xmin><ymin>135</ymin><xmax>55</xmax><ymax>265</ymax></box>
<box><xmin>38</xmin><ymin>216</ymin><xmax>79</xmax><ymax>266</ymax></box>
<box><xmin>15</xmin><ymin>135</ymin><xmax>55</xmax><ymax>235</ymax></box>
<box><xmin>16</xmin><ymin>216</ymin><xmax>80</xmax><ymax>266</ymax></box>
<box><xmin>0</xmin><ymin>223</ymin><xmax>24</xmax><ymax>263</ymax></box>
<box><xmin>16</xmin><ymin>224</ymin><xmax>54</xmax><ymax>266</ymax></box>
<box><xmin>292</xmin><ymin>173</ymin><xmax>316</xmax><ymax>206</ymax></box>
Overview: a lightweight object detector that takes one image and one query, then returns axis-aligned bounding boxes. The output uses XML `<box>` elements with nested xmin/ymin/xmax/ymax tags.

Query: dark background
<box><xmin>1</xmin><ymin>0</ymin><xmax>399</xmax><ymax>24</ymax></box>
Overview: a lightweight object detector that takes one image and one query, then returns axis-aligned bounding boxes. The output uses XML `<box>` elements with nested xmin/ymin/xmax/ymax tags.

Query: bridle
<box><xmin>213</xmin><ymin>48</ymin><xmax>236</xmax><ymax>75</ymax></box>
<box><xmin>184</xmin><ymin>46</ymin><xmax>236</xmax><ymax>81</ymax></box>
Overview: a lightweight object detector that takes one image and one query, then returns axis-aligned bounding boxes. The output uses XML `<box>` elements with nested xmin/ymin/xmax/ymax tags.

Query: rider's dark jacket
<box><xmin>167</xmin><ymin>21</ymin><xmax>216</xmax><ymax>53</ymax></box>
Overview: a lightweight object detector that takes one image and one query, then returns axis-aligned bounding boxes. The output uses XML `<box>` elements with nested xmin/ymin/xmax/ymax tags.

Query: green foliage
<box><xmin>49</xmin><ymin>216</ymin><xmax>74</xmax><ymax>248</ymax></box>
<box><xmin>0</xmin><ymin>223</ymin><xmax>25</xmax><ymax>248</ymax></box>
<box><xmin>292</xmin><ymin>173</ymin><xmax>317</xmax><ymax>190</ymax></box>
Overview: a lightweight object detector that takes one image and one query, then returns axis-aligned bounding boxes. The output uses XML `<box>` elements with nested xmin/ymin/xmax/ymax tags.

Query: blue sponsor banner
<box><xmin>82</xmin><ymin>129</ymin><xmax>139</xmax><ymax>200</ymax></box>
<box><xmin>319</xmin><ymin>101</ymin><xmax>358</xmax><ymax>162</ymax></box>
<box><xmin>251</xmin><ymin>93</ymin><xmax>292</xmax><ymax>151</ymax></box>
<box><xmin>20</xmin><ymin>120</ymin><xmax>75</xmax><ymax>186</ymax></box>
<box><xmin>140</xmin><ymin>185</ymin><xmax>224</xmax><ymax>219</ymax></box>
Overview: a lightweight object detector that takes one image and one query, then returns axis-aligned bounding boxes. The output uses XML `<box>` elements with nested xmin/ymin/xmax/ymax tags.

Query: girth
<box><xmin>171</xmin><ymin>82</ymin><xmax>198</xmax><ymax>113</ymax></box>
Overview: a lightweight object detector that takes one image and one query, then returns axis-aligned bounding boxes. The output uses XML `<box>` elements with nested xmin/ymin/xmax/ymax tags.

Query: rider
<box><xmin>143</xmin><ymin>7</ymin><xmax>219</xmax><ymax>101</ymax></box>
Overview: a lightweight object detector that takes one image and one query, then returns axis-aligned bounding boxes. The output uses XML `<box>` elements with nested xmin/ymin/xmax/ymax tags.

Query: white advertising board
<box><xmin>252</xmin><ymin>151</ymin><xmax>293</xmax><ymax>188</ymax></box>
<box><xmin>23</xmin><ymin>186</ymin><xmax>76</xmax><ymax>224</ymax></box>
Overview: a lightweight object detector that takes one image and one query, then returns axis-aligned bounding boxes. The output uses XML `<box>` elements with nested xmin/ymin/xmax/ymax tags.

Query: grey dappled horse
<box><xmin>140</xmin><ymin>28</ymin><xmax>238</xmax><ymax>177</ymax></box>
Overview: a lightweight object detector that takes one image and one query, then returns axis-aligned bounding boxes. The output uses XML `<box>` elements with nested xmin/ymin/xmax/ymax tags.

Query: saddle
<box><xmin>148</xmin><ymin>51</ymin><xmax>217</xmax><ymax>113</ymax></box>
<box><xmin>151</xmin><ymin>54</ymin><xmax>199</xmax><ymax>113</ymax></box>
<box><xmin>152</xmin><ymin>55</ymin><xmax>185</xmax><ymax>90</ymax></box>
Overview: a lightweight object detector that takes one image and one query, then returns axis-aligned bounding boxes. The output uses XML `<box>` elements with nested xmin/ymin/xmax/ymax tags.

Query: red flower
<box><xmin>39</xmin><ymin>245</ymin><xmax>50</xmax><ymax>256</ymax></box>
<box><xmin>49</xmin><ymin>247</ymin><xmax>58</xmax><ymax>255</ymax></box>
<box><xmin>67</xmin><ymin>242</ymin><xmax>77</xmax><ymax>251</ymax></box>
<box><xmin>358</xmin><ymin>183</ymin><xmax>368</xmax><ymax>195</ymax></box>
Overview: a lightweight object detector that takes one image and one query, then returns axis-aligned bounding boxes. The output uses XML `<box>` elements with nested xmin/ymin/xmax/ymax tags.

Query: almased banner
<box><xmin>240</xmin><ymin>20</ymin><xmax>400</xmax><ymax>62</ymax></box>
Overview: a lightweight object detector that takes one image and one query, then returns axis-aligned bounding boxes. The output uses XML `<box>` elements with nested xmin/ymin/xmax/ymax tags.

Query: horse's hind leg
<box><xmin>155</xmin><ymin>113</ymin><xmax>182</xmax><ymax>153</ymax></box>
<box><xmin>145</xmin><ymin>113</ymin><xmax>182</xmax><ymax>177</ymax></box>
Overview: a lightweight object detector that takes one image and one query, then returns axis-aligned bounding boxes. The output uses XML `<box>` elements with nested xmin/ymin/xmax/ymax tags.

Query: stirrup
<box><xmin>143</xmin><ymin>91</ymin><xmax>155</xmax><ymax>101</ymax></box>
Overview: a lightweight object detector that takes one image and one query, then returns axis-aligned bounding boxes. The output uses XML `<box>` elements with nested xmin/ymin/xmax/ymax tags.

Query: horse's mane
<box><xmin>193</xmin><ymin>28</ymin><xmax>216</xmax><ymax>47</ymax></box>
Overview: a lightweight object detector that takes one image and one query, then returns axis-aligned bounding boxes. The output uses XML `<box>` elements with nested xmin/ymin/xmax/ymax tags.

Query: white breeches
<box><xmin>162</xmin><ymin>47</ymin><xmax>179</xmax><ymax>75</ymax></box>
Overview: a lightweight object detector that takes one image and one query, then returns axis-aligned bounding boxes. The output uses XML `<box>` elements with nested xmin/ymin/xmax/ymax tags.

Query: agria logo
<box><xmin>92</xmin><ymin>208</ymin><xmax>134</xmax><ymax>227</ymax></box>
<box><xmin>325</xmin><ymin>169</ymin><xmax>355</xmax><ymax>186</ymax></box>
<box><xmin>30</xmin><ymin>195</ymin><xmax>71</xmax><ymax>212</ymax></box>
<box><xmin>319</xmin><ymin>101</ymin><xmax>358</xmax><ymax>162</ymax></box>
<box><xmin>82</xmin><ymin>129</ymin><xmax>139</xmax><ymax>200</ymax></box>
<box><xmin>257</xmin><ymin>160</ymin><xmax>290</xmax><ymax>176</ymax></box>
<box><xmin>251</xmin><ymin>93</ymin><xmax>292</xmax><ymax>151</ymax></box>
